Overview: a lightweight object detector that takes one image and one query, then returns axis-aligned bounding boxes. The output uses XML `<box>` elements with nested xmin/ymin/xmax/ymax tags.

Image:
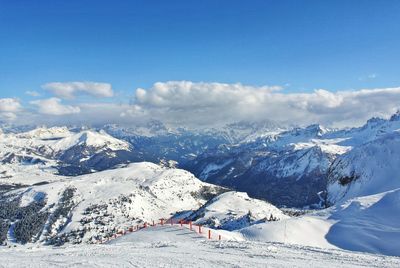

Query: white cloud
<box><xmin>132</xmin><ymin>81</ymin><xmax>400</xmax><ymax>127</ymax></box>
<box><xmin>135</xmin><ymin>81</ymin><xmax>282</xmax><ymax>109</ymax></box>
<box><xmin>0</xmin><ymin>98</ymin><xmax>21</xmax><ymax>121</ymax></box>
<box><xmin>0</xmin><ymin>98</ymin><xmax>21</xmax><ymax>112</ymax></box>
<box><xmin>30</xmin><ymin>98</ymin><xmax>81</xmax><ymax>115</ymax></box>
<box><xmin>13</xmin><ymin>81</ymin><xmax>400</xmax><ymax>128</ymax></box>
<box><xmin>25</xmin><ymin>90</ymin><xmax>41</xmax><ymax>97</ymax></box>
<box><xmin>42</xmin><ymin>81</ymin><xmax>114</xmax><ymax>99</ymax></box>
<box><xmin>0</xmin><ymin>112</ymin><xmax>17</xmax><ymax>121</ymax></box>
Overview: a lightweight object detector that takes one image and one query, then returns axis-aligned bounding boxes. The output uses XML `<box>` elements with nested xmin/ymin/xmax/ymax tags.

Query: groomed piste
<box><xmin>1</xmin><ymin>222</ymin><xmax>399</xmax><ymax>268</ymax></box>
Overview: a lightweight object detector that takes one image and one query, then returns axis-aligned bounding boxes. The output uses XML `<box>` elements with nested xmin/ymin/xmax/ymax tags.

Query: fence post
<box><xmin>208</xmin><ymin>230</ymin><xmax>211</xmax><ymax>239</ymax></box>
<box><xmin>161</xmin><ymin>219</ymin><xmax>164</xmax><ymax>225</ymax></box>
<box><xmin>180</xmin><ymin>220</ymin><xmax>183</xmax><ymax>227</ymax></box>
<box><xmin>198</xmin><ymin>225</ymin><xmax>202</xmax><ymax>234</ymax></box>
<box><xmin>218</xmin><ymin>235</ymin><xmax>221</xmax><ymax>241</ymax></box>
<box><xmin>153</xmin><ymin>220</ymin><xmax>155</xmax><ymax>226</ymax></box>
<box><xmin>189</xmin><ymin>221</ymin><xmax>192</xmax><ymax>230</ymax></box>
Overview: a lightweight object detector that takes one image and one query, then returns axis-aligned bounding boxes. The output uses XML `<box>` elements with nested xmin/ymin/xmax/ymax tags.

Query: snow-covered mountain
<box><xmin>239</xmin><ymin>187</ymin><xmax>400</xmax><ymax>256</ymax></box>
<box><xmin>103</xmin><ymin>123</ymin><xmax>229</xmax><ymax>166</ymax></box>
<box><xmin>327</xmin><ymin>131</ymin><xmax>400</xmax><ymax>204</ymax></box>
<box><xmin>3</xmin><ymin>111</ymin><xmax>400</xmax><ymax>209</ymax></box>
<box><xmin>2</xmin><ymin>113</ymin><xmax>400</xmax><ymax>257</ymax></box>
<box><xmin>185</xmin><ymin>191</ymin><xmax>288</xmax><ymax>230</ymax></box>
<box><xmin>3</xmin><ymin>112</ymin><xmax>400</xmax><ymax>209</ymax></box>
<box><xmin>0</xmin><ymin>127</ymin><xmax>136</xmax><ymax>176</ymax></box>
<box><xmin>0</xmin><ymin>161</ymin><xmax>288</xmax><ymax>246</ymax></box>
<box><xmin>102</xmin><ymin>120</ymin><xmax>282</xmax><ymax>166</ymax></box>
<box><xmin>185</xmin><ymin>124</ymin><xmax>348</xmax><ymax>207</ymax></box>
<box><xmin>187</xmin><ymin>112</ymin><xmax>400</xmax><ymax>208</ymax></box>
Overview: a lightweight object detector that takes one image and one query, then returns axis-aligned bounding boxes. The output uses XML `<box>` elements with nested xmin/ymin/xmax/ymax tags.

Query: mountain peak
<box><xmin>17</xmin><ymin>126</ymin><xmax>72</xmax><ymax>139</ymax></box>
<box><xmin>389</xmin><ymin>110</ymin><xmax>400</xmax><ymax>121</ymax></box>
<box><xmin>305</xmin><ymin>124</ymin><xmax>326</xmax><ymax>136</ymax></box>
<box><xmin>51</xmin><ymin>129</ymin><xmax>131</xmax><ymax>152</ymax></box>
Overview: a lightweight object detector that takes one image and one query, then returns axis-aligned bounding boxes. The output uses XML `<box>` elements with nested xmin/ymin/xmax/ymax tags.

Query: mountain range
<box><xmin>1</xmin><ymin>112</ymin><xmax>400</xmax><ymax>255</ymax></box>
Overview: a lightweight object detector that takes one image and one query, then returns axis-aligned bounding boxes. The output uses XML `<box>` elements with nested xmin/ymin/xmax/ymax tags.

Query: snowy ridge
<box><xmin>186</xmin><ymin>191</ymin><xmax>288</xmax><ymax>230</ymax></box>
<box><xmin>2</xmin><ymin>113</ymin><xmax>400</xmax><ymax>257</ymax></box>
<box><xmin>16</xmin><ymin>126</ymin><xmax>72</xmax><ymax>140</ymax></box>
<box><xmin>0</xmin><ymin>162</ymin><xmax>288</xmax><ymax>246</ymax></box>
<box><xmin>327</xmin><ymin>131</ymin><xmax>400</xmax><ymax>203</ymax></box>
<box><xmin>49</xmin><ymin>130</ymin><xmax>131</xmax><ymax>152</ymax></box>
<box><xmin>15</xmin><ymin>163</ymin><xmax>224</xmax><ymax>244</ymax></box>
<box><xmin>187</xmin><ymin>112</ymin><xmax>400</xmax><ymax>207</ymax></box>
<box><xmin>0</xmin><ymin>128</ymin><xmax>134</xmax><ymax>177</ymax></box>
<box><xmin>238</xmin><ymin>188</ymin><xmax>400</xmax><ymax>256</ymax></box>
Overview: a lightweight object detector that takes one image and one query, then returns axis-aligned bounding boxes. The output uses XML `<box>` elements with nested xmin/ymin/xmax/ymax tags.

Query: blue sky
<box><xmin>1</xmin><ymin>1</ymin><xmax>400</xmax><ymax>127</ymax></box>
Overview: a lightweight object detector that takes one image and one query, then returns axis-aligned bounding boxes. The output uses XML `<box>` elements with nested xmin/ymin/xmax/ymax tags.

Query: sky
<box><xmin>1</xmin><ymin>0</ymin><xmax>400</xmax><ymax>128</ymax></box>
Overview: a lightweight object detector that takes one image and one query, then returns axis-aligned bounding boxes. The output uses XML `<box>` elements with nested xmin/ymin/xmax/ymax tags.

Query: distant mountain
<box><xmin>185</xmin><ymin>124</ymin><xmax>343</xmax><ymax>207</ymax></box>
<box><xmin>2</xmin><ymin>113</ymin><xmax>400</xmax><ymax>209</ymax></box>
<box><xmin>102</xmin><ymin>120</ymin><xmax>284</xmax><ymax>166</ymax></box>
<box><xmin>0</xmin><ymin>127</ymin><xmax>136</xmax><ymax>176</ymax></box>
<box><xmin>186</xmin><ymin>112</ymin><xmax>400</xmax><ymax>208</ymax></box>
<box><xmin>2</xmin><ymin>113</ymin><xmax>400</xmax><ymax>255</ymax></box>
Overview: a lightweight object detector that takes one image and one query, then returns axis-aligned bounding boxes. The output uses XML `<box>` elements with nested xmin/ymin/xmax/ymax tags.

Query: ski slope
<box><xmin>0</xmin><ymin>224</ymin><xmax>399</xmax><ymax>268</ymax></box>
<box><xmin>239</xmin><ymin>188</ymin><xmax>400</xmax><ymax>256</ymax></box>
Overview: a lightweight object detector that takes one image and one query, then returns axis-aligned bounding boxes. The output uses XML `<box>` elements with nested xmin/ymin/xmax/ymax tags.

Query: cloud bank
<box><xmin>4</xmin><ymin>81</ymin><xmax>400</xmax><ymax>128</ymax></box>
<box><xmin>0</xmin><ymin>98</ymin><xmax>22</xmax><ymax>121</ymax></box>
<box><xmin>31</xmin><ymin>98</ymin><xmax>81</xmax><ymax>115</ymax></box>
<box><xmin>132</xmin><ymin>81</ymin><xmax>400</xmax><ymax>127</ymax></box>
<box><xmin>42</xmin><ymin>81</ymin><xmax>114</xmax><ymax>99</ymax></box>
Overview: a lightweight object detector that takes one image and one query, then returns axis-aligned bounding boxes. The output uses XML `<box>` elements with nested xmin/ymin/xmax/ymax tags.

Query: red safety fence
<box><xmin>97</xmin><ymin>218</ymin><xmax>223</xmax><ymax>244</ymax></box>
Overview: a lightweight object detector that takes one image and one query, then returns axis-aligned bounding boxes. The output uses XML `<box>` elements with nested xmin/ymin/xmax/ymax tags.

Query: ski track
<box><xmin>0</xmin><ymin>225</ymin><xmax>399</xmax><ymax>268</ymax></box>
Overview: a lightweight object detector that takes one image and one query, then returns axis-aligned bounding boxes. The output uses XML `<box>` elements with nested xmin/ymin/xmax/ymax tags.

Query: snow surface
<box><xmin>0</xmin><ymin>225</ymin><xmax>399</xmax><ymax>268</ymax></box>
<box><xmin>239</xmin><ymin>188</ymin><xmax>400</xmax><ymax>256</ymax></box>
<box><xmin>12</xmin><ymin>162</ymin><xmax>222</xmax><ymax>242</ymax></box>
<box><xmin>328</xmin><ymin>131</ymin><xmax>400</xmax><ymax>203</ymax></box>
<box><xmin>2</xmin><ymin>115</ymin><xmax>400</xmax><ymax>261</ymax></box>
<box><xmin>239</xmin><ymin>215</ymin><xmax>335</xmax><ymax>249</ymax></box>
<box><xmin>49</xmin><ymin>130</ymin><xmax>131</xmax><ymax>152</ymax></box>
<box><xmin>16</xmin><ymin>126</ymin><xmax>72</xmax><ymax>140</ymax></box>
<box><xmin>189</xmin><ymin>191</ymin><xmax>288</xmax><ymax>230</ymax></box>
<box><xmin>199</xmin><ymin>160</ymin><xmax>233</xmax><ymax>180</ymax></box>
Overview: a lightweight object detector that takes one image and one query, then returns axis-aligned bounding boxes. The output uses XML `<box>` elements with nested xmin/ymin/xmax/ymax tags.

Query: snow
<box><xmin>0</xmin><ymin>128</ymin><xmax>133</xmax><ymax>185</ymax></box>
<box><xmin>0</xmin><ymin>225</ymin><xmax>399</xmax><ymax>268</ymax></box>
<box><xmin>239</xmin><ymin>216</ymin><xmax>335</xmax><ymax>249</ymax></box>
<box><xmin>292</xmin><ymin>138</ymin><xmax>352</xmax><ymax>155</ymax></box>
<box><xmin>16</xmin><ymin>126</ymin><xmax>72</xmax><ymax>140</ymax></box>
<box><xmin>325</xmin><ymin>188</ymin><xmax>400</xmax><ymax>256</ymax></box>
<box><xmin>51</xmin><ymin>163</ymin><xmax>211</xmax><ymax>233</ymax></box>
<box><xmin>50</xmin><ymin>130</ymin><xmax>131</xmax><ymax>152</ymax></box>
<box><xmin>1</xmin><ymin>162</ymin><xmax>226</xmax><ymax>244</ymax></box>
<box><xmin>328</xmin><ymin>131</ymin><xmax>400</xmax><ymax>203</ymax></box>
<box><xmin>239</xmin><ymin>188</ymin><xmax>400</xmax><ymax>256</ymax></box>
<box><xmin>19</xmin><ymin>188</ymin><xmax>46</xmax><ymax>207</ymax></box>
<box><xmin>190</xmin><ymin>191</ymin><xmax>288</xmax><ymax>230</ymax></box>
<box><xmin>2</xmin><ymin>115</ymin><xmax>400</xmax><ymax>261</ymax></box>
<box><xmin>199</xmin><ymin>160</ymin><xmax>233</xmax><ymax>180</ymax></box>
